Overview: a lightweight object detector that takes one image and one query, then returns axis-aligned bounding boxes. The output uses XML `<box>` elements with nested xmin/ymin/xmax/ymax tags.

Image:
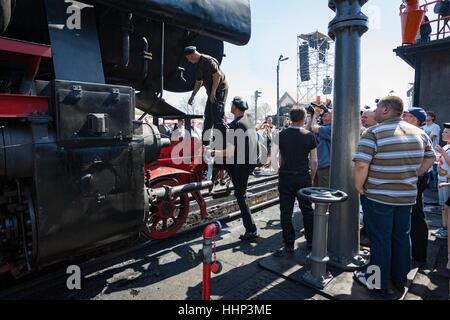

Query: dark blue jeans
<box><xmin>361</xmin><ymin>196</ymin><xmax>412</xmax><ymax>289</ymax></box>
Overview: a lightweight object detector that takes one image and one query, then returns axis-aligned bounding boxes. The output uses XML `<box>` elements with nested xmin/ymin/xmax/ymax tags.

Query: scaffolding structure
<box><xmin>297</xmin><ymin>31</ymin><xmax>334</xmax><ymax>104</ymax></box>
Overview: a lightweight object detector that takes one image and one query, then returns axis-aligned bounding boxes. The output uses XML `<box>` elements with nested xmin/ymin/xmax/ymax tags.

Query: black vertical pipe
<box><xmin>413</xmin><ymin>54</ymin><xmax>422</xmax><ymax>107</ymax></box>
<box><xmin>327</xmin><ymin>0</ymin><xmax>369</xmax><ymax>270</ymax></box>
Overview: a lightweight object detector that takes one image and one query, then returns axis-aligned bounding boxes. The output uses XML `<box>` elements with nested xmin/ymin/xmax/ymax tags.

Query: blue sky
<box><xmin>165</xmin><ymin>1</ymin><xmax>417</xmax><ymax>115</ymax></box>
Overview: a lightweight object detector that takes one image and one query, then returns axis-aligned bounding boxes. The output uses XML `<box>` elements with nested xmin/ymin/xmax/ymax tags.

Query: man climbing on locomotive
<box><xmin>184</xmin><ymin>46</ymin><xmax>228</xmax><ymax>148</ymax></box>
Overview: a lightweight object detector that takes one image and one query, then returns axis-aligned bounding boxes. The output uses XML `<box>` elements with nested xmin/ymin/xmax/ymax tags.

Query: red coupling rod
<box><xmin>201</xmin><ymin>222</ymin><xmax>222</xmax><ymax>300</ymax></box>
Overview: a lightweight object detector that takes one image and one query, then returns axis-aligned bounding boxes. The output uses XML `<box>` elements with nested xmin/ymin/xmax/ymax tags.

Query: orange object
<box><xmin>400</xmin><ymin>0</ymin><xmax>425</xmax><ymax>45</ymax></box>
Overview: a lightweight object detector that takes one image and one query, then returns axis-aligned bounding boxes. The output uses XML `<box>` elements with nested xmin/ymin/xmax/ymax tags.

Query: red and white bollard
<box><xmin>201</xmin><ymin>222</ymin><xmax>222</xmax><ymax>300</ymax></box>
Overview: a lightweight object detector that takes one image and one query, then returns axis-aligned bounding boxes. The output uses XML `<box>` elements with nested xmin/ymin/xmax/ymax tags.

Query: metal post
<box><xmin>276</xmin><ymin>63</ymin><xmax>280</xmax><ymax>126</ymax></box>
<box><xmin>327</xmin><ymin>0</ymin><xmax>369</xmax><ymax>270</ymax></box>
<box><xmin>277</xmin><ymin>56</ymin><xmax>288</xmax><ymax>127</ymax></box>
<box><xmin>255</xmin><ymin>90</ymin><xmax>261</xmax><ymax>126</ymax></box>
<box><xmin>201</xmin><ymin>222</ymin><xmax>222</xmax><ymax>300</ymax></box>
<box><xmin>298</xmin><ymin>188</ymin><xmax>348</xmax><ymax>289</ymax></box>
<box><xmin>304</xmin><ymin>202</ymin><xmax>333</xmax><ymax>288</ymax></box>
<box><xmin>255</xmin><ymin>92</ymin><xmax>258</xmax><ymax>126</ymax></box>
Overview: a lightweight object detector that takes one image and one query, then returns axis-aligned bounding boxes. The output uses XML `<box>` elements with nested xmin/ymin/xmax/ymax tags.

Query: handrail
<box><xmin>420</xmin><ymin>0</ymin><xmax>450</xmax><ymax>41</ymax></box>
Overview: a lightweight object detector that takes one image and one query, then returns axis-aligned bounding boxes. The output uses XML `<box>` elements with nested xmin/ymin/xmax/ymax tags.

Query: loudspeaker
<box><xmin>319</xmin><ymin>39</ymin><xmax>330</xmax><ymax>62</ymax></box>
<box><xmin>299</xmin><ymin>43</ymin><xmax>310</xmax><ymax>82</ymax></box>
<box><xmin>323</xmin><ymin>76</ymin><xmax>333</xmax><ymax>95</ymax></box>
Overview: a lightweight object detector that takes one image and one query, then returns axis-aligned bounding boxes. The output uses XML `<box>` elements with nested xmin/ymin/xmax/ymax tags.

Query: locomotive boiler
<box><xmin>0</xmin><ymin>0</ymin><xmax>251</xmax><ymax>278</ymax></box>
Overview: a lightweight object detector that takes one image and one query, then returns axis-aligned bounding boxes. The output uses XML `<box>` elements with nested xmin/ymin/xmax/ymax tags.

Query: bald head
<box><xmin>361</xmin><ymin>110</ymin><xmax>377</xmax><ymax>128</ymax></box>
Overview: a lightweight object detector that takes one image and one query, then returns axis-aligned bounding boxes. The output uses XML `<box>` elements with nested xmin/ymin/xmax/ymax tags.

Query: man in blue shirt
<box><xmin>307</xmin><ymin>110</ymin><xmax>332</xmax><ymax>187</ymax></box>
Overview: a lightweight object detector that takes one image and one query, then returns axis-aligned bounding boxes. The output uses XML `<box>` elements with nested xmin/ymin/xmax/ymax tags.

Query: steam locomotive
<box><xmin>0</xmin><ymin>0</ymin><xmax>251</xmax><ymax>278</ymax></box>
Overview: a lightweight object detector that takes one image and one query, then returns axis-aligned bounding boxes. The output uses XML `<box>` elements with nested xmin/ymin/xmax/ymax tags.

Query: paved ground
<box><xmin>27</xmin><ymin>187</ymin><xmax>448</xmax><ymax>300</ymax></box>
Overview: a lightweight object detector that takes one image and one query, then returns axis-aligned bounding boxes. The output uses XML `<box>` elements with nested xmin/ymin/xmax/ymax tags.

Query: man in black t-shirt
<box><xmin>278</xmin><ymin>107</ymin><xmax>318</xmax><ymax>253</ymax></box>
<box><xmin>184</xmin><ymin>46</ymin><xmax>228</xmax><ymax>147</ymax></box>
<box><xmin>213</xmin><ymin>97</ymin><xmax>258</xmax><ymax>240</ymax></box>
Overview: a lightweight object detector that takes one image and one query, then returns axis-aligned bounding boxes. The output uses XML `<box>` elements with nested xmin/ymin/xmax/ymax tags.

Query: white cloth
<box><xmin>422</xmin><ymin>123</ymin><xmax>441</xmax><ymax>147</ymax></box>
<box><xmin>437</xmin><ymin>145</ymin><xmax>450</xmax><ymax>182</ymax></box>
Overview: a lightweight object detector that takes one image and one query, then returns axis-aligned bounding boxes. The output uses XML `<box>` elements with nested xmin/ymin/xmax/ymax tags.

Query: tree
<box><xmin>257</xmin><ymin>102</ymin><xmax>272</xmax><ymax>121</ymax></box>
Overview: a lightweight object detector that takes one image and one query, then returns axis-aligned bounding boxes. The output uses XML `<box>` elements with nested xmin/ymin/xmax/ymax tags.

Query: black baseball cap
<box><xmin>444</xmin><ymin>123</ymin><xmax>450</xmax><ymax>129</ymax></box>
<box><xmin>184</xmin><ymin>46</ymin><xmax>197</xmax><ymax>55</ymax></box>
<box><xmin>232</xmin><ymin>97</ymin><xmax>248</xmax><ymax>111</ymax></box>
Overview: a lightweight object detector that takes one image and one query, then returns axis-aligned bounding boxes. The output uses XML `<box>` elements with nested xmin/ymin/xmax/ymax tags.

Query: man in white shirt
<box><xmin>422</xmin><ymin>111</ymin><xmax>441</xmax><ymax>147</ymax></box>
<box><xmin>171</xmin><ymin>119</ymin><xmax>186</xmax><ymax>141</ymax></box>
<box><xmin>422</xmin><ymin>111</ymin><xmax>441</xmax><ymax>191</ymax></box>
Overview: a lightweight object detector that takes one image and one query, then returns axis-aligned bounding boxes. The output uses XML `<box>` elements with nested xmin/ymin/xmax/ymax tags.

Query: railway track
<box><xmin>0</xmin><ymin>174</ymin><xmax>279</xmax><ymax>299</ymax></box>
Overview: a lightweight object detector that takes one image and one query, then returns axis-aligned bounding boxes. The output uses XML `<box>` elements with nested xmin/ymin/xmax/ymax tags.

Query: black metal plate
<box><xmin>34</xmin><ymin>140</ymin><xmax>145</xmax><ymax>266</ymax></box>
<box><xmin>52</xmin><ymin>80</ymin><xmax>134</xmax><ymax>144</ymax></box>
<box><xmin>45</xmin><ymin>0</ymin><xmax>105</xmax><ymax>83</ymax></box>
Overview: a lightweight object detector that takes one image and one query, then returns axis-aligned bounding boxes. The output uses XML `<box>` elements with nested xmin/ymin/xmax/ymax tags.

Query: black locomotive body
<box><xmin>0</xmin><ymin>0</ymin><xmax>251</xmax><ymax>277</ymax></box>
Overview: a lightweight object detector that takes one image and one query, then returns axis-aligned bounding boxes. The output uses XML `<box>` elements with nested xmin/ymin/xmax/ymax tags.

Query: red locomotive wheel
<box><xmin>145</xmin><ymin>179</ymin><xmax>190</xmax><ymax>239</ymax></box>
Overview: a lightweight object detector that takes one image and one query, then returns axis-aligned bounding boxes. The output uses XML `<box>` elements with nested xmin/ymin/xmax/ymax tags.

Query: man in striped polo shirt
<box><xmin>353</xmin><ymin>96</ymin><xmax>436</xmax><ymax>296</ymax></box>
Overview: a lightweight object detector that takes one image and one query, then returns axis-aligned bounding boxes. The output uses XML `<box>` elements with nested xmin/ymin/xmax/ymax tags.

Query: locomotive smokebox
<box><xmin>141</xmin><ymin>122</ymin><xmax>171</xmax><ymax>164</ymax></box>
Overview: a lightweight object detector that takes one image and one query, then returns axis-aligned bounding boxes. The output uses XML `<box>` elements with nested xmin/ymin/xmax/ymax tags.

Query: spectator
<box><xmin>353</xmin><ymin>96</ymin><xmax>435</xmax><ymax>296</ymax></box>
<box><xmin>422</xmin><ymin>111</ymin><xmax>441</xmax><ymax>147</ymax></box>
<box><xmin>433</xmin><ymin>123</ymin><xmax>450</xmax><ymax>240</ymax></box>
<box><xmin>402</xmin><ymin>107</ymin><xmax>430</xmax><ymax>264</ymax></box>
<box><xmin>361</xmin><ymin>108</ymin><xmax>377</xmax><ymax>133</ymax></box>
<box><xmin>258</xmin><ymin>117</ymin><xmax>276</xmax><ymax>167</ymax></box>
<box><xmin>282</xmin><ymin>117</ymin><xmax>291</xmax><ymax>131</ymax></box>
<box><xmin>419</xmin><ymin>15</ymin><xmax>432</xmax><ymax>43</ymax></box>
<box><xmin>191</xmin><ymin>120</ymin><xmax>203</xmax><ymax>140</ymax></box>
<box><xmin>438</xmin><ymin>182</ymin><xmax>450</xmax><ymax>270</ymax></box>
<box><xmin>277</xmin><ymin>107</ymin><xmax>317</xmax><ymax>254</ymax></box>
<box><xmin>171</xmin><ymin>119</ymin><xmax>186</xmax><ymax>141</ymax></box>
<box><xmin>423</xmin><ymin>111</ymin><xmax>441</xmax><ymax>190</ymax></box>
<box><xmin>307</xmin><ymin>109</ymin><xmax>332</xmax><ymax>187</ymax></box>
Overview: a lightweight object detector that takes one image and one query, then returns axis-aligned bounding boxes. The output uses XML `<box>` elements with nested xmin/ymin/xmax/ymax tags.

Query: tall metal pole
<box><xmin>255</xmin><ymin>90</ymin><xmax>261</xmax><ymax>126</ymax></box>
<box><xmin>327</xmin><ymin>0</ymin><xmax>369</xmax><ymax>270</ymax></box>
<box><xmin>254</xmin><ymin>91</ymin><xmax>258</xmax><ymax>126</ymax></box>
<box><xmin>277</xmin><ymin>62</ymin><xmax>280</xmax><ymax>126</ymax></box>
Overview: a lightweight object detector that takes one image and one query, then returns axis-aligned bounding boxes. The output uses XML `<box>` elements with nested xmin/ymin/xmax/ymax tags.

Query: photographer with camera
<box><xmin>306</xmin><ymin>103</ymin><xmax>332</xmax><ymax>188</ymax></box>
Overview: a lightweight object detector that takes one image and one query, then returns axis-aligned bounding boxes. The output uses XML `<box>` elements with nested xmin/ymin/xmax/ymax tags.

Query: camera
<box><xmin>306</xmin><ymin>102</ymin><xmax>329</xmax><ymax>116</ymax></box>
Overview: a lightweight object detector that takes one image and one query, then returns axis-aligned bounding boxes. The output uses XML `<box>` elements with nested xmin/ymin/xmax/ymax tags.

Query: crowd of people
<box><xmin>164</xmin><ymin>46</ymin><xmax>450</xmax><ymax>298</ymax></box>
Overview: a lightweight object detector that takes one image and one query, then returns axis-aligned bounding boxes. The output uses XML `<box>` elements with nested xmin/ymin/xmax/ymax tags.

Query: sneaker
<box><xmin>282</xmin><ymin>243</ymin><xmax>295</xmax><ymax>253</ymax></box>
<box><xmin>353</xmin><ymin>271</ymin><xmax>395</xmax><ymax>298</ymax></box>
<box><xmin>274</xmin><ymin>246</ymin><xmax>294</xmax><ymax>257</ymax></box>
<box><xmin>435</xmin><ymin>228</ymin><xmax>448</xmax><ymax>239</ymax></box>
<box><xmin>239</xmin><ymin>232</ymin><xmax>259</xmax><ymax>241</ymax></box>
<box><xmin>353</xmin><ymin>271</ymin><xmax>370</xmax><ymax>288</ymax></box>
